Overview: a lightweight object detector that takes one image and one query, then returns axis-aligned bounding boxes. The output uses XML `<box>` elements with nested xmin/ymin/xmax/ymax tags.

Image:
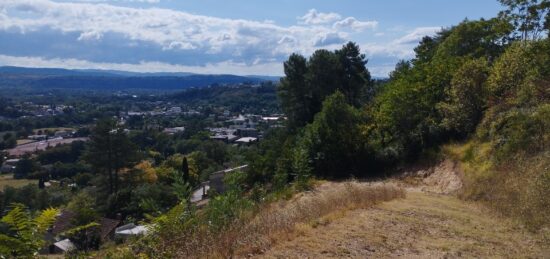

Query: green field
<box><xmin>16</xmin><ymin>139</ymin><xmax>36</xmax><ymax>145</ymax></box>
<box><xmin>0</xmin><ymin>174</ymin><xmax>37</xmax><ymax>190</ymax></box>
<box><xmin>32</xmin><ymin>127</ymin><xmax>74</xmax><ymax>134</ymax></box>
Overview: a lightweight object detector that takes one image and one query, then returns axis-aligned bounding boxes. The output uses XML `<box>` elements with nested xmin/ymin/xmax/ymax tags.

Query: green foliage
<box><xmin>84</xmin><ymin>118</ymin><xmax>139</xmax><ymax>194</ymax></box>
<box><xmin>64</xmin><ymin>222</ymin><xmax>101</xmax><ymax>251</ymax></box>
<box><xmin>37</xmin><ymin>140</ymin><xmax>86</xmax><ymax>164</ymax></box>
<box><xmin>291</xmin><ymin>146</ymin><xmax>312</xmax><ymax>190</ymax></box>
<box><xmin>367</xmin><ymin>18</ymin><xmax>514</xmax><ymax>164</ymax></box>
<box><xmin>98</xmin><ymin>182</ymin><xmax>177</xmax><ymax>220</ymax></box>
<box><xmin>204</xmin><ymin>190</ymin><xmax>254</xmax><ymax>231</ymax></box>
<box><xmin>487</xmin><ymin>41</ymin><xmax>550</xmax><ymax>106</ymax></box>
<box><xmin>0</xmin><ymin>184</ymin><xmax>70</xmax><ymax>214</ymax></box>
<box><xmin>67</xmin><ymin>191</ymin><xmax>100</xmax><ymax>226</ymax></box>
<box><xmin>499</xmin><ymin>0</ymin><xmax>550</xmax><ymax>40</ymax></box>
<box><xmin>181</xmin><ymin>156</ymin><xmax>189</xmax><ymax>182</ymax></box>
<box><xmin>278</xmin><ymin>53</ymin><xmax>310</xmax><ymax>129</ymax></box>
<box><xmin>487</xmin><ymin>104</ymin><xmax>550</xmax><ymax>158</ymax></box>
<box><xmin>14</xmin><ymin>155</ymin><xmax>38</xmax><ymax>179</ymax></box>
<box><xmin>0</xmin><ymin>132</ymin><xmax>16</xmax><ymax>150</ymax></box>
<box><xmin>172</xmin><ymin>173</ymin><xmax>192</xmax><ymax>205</ymax></box>
<box><xmin>336</xmin><ymin>42</ymin><xmax>373</xmax><ymax>105</ymax></box>
<box><xmin>0</xmin><ymin>204</ymin><xmax>59</xmax><ymax>257</ymax></box>
<box><xmin>438</xmin><ymin>58</ymin><xmax>490</xmax><ymax>136</ymax></box>
<box><xmin>278</xmin><ymin>42</ymin><xmax>371</xmax><ymax>130</ymax></box>
<box><xmin>223</xmin><ymin>169</ymin><xmax>248</xmax><ymax>194</ymax></box>
<box><xmin>172</xmin><ymin>83</ymin><xmax>279</xmax><ymax>115</ymax></box>
<box><xmin>297</xmin><ymin>91</ymin><xmax>365</xmax><ymax>178</ymax></box>
<box><xmin>487</xmin><ymin>42</ymin><xmax>534</xmax><ymax>103</ymax></box>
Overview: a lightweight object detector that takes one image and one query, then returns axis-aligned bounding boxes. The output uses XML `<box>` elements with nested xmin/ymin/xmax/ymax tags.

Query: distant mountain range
<box><xmin>0</xmin><ymin>66</ymin><xmax>281</xmax><ymax>91</ymax></box>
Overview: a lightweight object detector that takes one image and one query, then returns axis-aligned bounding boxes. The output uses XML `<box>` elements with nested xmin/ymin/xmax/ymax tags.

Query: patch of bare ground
<box><xmin>256</xmin><ymin>161</ymin><xmax>548</xmax><ymax>258</ymax></box>
<box><xmin>232</xmin><ymin>182</ymin><xmax>405</xmax><ymax>258</ymax></box>
<box><xmin>258</xmin><ymin>191</ymin><xmax>547</xmax><ymax>259</ymax></box>
<box><xmin>394</xmin><ymin>159</ymin><xmax>464</xmax><ymax>195</ymax></box>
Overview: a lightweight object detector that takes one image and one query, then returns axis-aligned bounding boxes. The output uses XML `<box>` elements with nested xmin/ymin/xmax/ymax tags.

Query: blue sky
<box><xmin>0</xmin><ymin>0</ymin><xmax>503</xmax><ymax>76</ymax></box>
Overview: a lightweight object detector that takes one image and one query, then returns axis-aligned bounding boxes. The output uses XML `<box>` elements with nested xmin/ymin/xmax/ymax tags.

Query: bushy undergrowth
<box><xmin>102</xmin><ymin>181</ymin><xmax>404</xmax><ymax>258</ymax></box>
<box><xmin>445</xmin><ymin>141</ymin><xmax>549</xmax><ymax>233</ymax></box>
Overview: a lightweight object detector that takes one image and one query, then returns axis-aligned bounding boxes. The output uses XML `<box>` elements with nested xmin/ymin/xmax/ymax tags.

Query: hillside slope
<box><xmin>257</xmin><ymin>161</ymin><xmax>548</xmax><ymax>258</ymax></box>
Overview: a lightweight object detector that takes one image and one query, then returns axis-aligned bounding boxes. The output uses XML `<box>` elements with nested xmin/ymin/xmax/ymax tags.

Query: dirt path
<box><xmin>259</xmin><ymin>191</ymin><xmax>547</xmax><ymax>258</ymax></box>
<box><xmin>257</xmin><ymin>161</ymin><xmax>548</xmax><ymax>258</ymax></box>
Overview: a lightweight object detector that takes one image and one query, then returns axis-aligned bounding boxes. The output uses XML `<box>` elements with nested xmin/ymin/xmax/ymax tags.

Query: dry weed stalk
<box><xmin>152</xmin><ymin>181</ymin><xmax>405</xmax><ymax>258</ymax></box>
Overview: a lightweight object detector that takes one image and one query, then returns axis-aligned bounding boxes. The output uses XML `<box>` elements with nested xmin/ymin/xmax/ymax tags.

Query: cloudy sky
<box><xmin>0</xmin><ymin>0</ymin><xmax>502</xmax><ymax>77</ymax></box>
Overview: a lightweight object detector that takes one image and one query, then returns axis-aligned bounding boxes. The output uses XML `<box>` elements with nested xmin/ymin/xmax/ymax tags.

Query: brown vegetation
<box><xmin>260</xmin><ymin>191</ymin><xmax>547</xmax><ymax>258</ymax></box>
<box><xmin>129</xmin><ymin>181</ymin><xmax>405</xmax><ymax>258</ymax></box>
<box><xmin>234</xmin><ymin>182</ymin><xmax>405</xmax><ymax>257</ymax></box>
<box><xmin>445</xmin><ymin>142</ymin><xmax>550</xmax><ymax>234</ymax></box>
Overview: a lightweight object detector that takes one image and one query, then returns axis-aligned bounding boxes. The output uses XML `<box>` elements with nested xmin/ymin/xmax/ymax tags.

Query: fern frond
<box><xmin>34</xmin><ymin>207</ymin><xmax>60</xmax><ymax>233</ymax></box>
<box><xmin>63</xmin><ymin>222</ymin><xmax>100</xmax><ymax>236</ymax></box>
<box><xmin>0</xmin><ymin>233</ymin><xmax>28</xmax><ymax>257</ymax></box>
<box><xmin>1</xmin><ymin>203</ymin><xmax>32</xmax><ymax>236</ymax></box>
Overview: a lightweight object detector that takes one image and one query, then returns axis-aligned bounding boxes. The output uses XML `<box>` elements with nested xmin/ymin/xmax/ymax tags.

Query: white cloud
<box><xmin>393</xmin><ymin>27</ymin><xmax>441</xmax><ymax>45</ymax></box>
<box><xmin>368</xmin><ymin>64</ymin><xmax>396</xmax><ymax>78</ymax></box>
<box><xmin>0</xmin><ymin>1</ymin><xmax>441</xmax><ymax>77</ymax></box>
<box><xmin>164</xmin><ymin>41</ymin><xmax>196</xmax><ymax>50</ymax></box>
<box><xmin>77</xmin><ymin>30</ymin><xmax>103</xmax><ymax>41</ymax></box>
<box><xmin>298</xmin><ymin>9</ymin><xmax>341</xmax><ymax>25</ymax></box>
<box><xmin>361</xmin><ymin>27</ymin><xmax>442</xmax><ymax>60</ymax></box>
<box><xmin>0</xmin><ymin>0</ymin><xmax>343</xmax><ymax>60</ymax></box>
<box><xmin>68</xmin><ymin>0</ymin><xmax>160</xmax><ymax>3</ymax></box>
<box><xmin>314</xmin><ymin>32</ymin><xmax>347</xmax><ymax>47</ymax></box>
<box><xmin>362</xmin><ymin>43</ymin><xmax>413</xmax><ymax>58</ymax></box>
<box><xmin>333</xmin><ymin>17</ymin><xmax>378</xmax><ymax>32</ymax></box>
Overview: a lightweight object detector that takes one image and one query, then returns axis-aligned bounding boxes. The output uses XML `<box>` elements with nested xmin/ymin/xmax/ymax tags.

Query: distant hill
<box><xmin>0</xmin><ymin>66</ymin><xmax>122</xmax><ymax>77</ymax></box>
<box><xmin>0</xmin><ymin>66</ymin><xmax>278</xmax><ymax>91</ymax></box>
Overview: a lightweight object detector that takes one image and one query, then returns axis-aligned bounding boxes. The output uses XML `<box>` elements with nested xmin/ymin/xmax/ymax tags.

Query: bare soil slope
<box><xmin>258</xmin><ymin>161</ymin><xmax>548</xmax><ymax>259</ymax></box>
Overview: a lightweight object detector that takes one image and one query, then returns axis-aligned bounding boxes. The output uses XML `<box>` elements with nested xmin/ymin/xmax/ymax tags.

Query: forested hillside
<box><xmin>0</xmin><ymin>66</ymin><xmax>270</xmax><ymax>91</ymax></box>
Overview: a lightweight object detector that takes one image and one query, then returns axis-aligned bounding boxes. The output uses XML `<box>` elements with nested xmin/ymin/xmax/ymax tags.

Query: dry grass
<box><xmin>261</xmin><ymin>191</ymin><xmax>547</xmax><ymax>258</ymax></box>
<box><xmin>232</xmin><ymin>181</ymin><xmax>405</xmax><ymax>257</ymax></box>
<box><xmin>137</xmin><ymin>181</ymin><xmax>405</xmax><ymax>258</ymax></box>
<box><xmin>0</xmin><ymin>174</ymin><xmax>37</xmax><ymax>190</ymax></box>
<box><xmin>444</xmin><ymin>141</ymin><xmax>550</xmax><ymax>235</ymax></box>
<box><xmin>16</xmin><ymin>139</ymin><xmax>36</xmax><ymax>145</ymax></box>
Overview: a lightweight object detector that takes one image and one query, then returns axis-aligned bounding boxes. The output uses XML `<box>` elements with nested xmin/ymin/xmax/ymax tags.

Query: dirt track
<box><xmin>257</xmin><ymin>160</ymin><xmax>549</xmax><ymax>258</ymax></box>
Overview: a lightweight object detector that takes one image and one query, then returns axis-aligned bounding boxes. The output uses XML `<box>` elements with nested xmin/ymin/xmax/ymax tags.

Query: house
<box><xmin>210</xmin><ymin>133</ymin><xmax>239</xmax><ymax>143</ymax></box>
<box><xmin>54</xmin><ymin>130</ymin><xmax>73</xmax><ymax>138</ymax></box>
<box><xmin>163</xmin><ymin>127</ymin><xmax>185</xmax><ymax>135</ymax></box>
<box><xmin>115</xmin><ymin>223</ymin><xmax>148</xmax><ymax>240</ymax></box>
<box><xmin>235</xmin><ymin>137</ymin><xmax>258</xmax><ymax>145</ymax></box>
<box><xmin>166</xmin><ymin>106</ymin><xmax>182</xmax><ymax>115</ymax></box>
<box><xmin>28</xmin><ymin>134</ymin><xmax>47</xmax><ymax>141</ymax></box>
<box><xmin>50</xmin><ymin>239</ymin><xmax>76</xmax><ymax>254</ymax></box>
<box><xmin>209</xmin><ymin>165</ymin><xmax>249</xmax><ymax>194</ymax></box>
<box><xmin>44</xmin><ymin>210</ymin><xmax>121</xmax><ymax>254</ymax></box>
<box><xmin>183</xmin><ymin>110</ymin><xmax>201</xmax><ymax>116</ymax></box>
<box><xmin>236</xmin><ymin>127</ymin><xmax>258</xmax><ymax>137</ymax></box>
<box><xmin>209</xmin><ymin>127</ymin><xmax>239</xmax><ymax>143</ymax></box>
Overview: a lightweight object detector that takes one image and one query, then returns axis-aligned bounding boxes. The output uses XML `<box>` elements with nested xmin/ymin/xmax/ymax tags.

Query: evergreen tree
<box><xmin>278</xmin><ymin>42</ymin><xmax>372</xmax><ymax>130</ymax></box>
<box><xmin>14</xmin><ymin>154</ymin><xmax>35</xmax><ymax>179</ymax></box>
<box><xmin>278</xmin><ymin>53</ymin><xmax>310</xmax><ymax>130</ymax></box>
<box><xmin>335</xmin><ymin>42</ymin><xmax>372</xmax><ymax>106</ymax></box>
<box><xmin>181</xmin><ymin>156</ymin><xmax>189</xmax><ymax>182</ymax></box>
<box><xmin>84</xmin><ymin>118</ymin><xmax>138</xmax><ymax>194</ymax></box>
